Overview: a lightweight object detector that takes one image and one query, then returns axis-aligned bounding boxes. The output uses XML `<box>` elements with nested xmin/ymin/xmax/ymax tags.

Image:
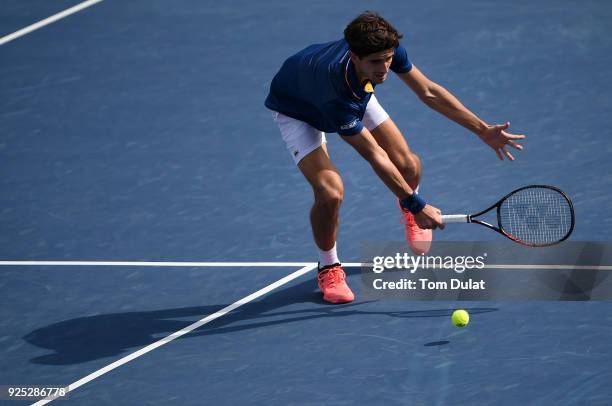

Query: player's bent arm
<box><xmin>341</xmin><ymin>128</ymin><xmax>443</xmax><ymax>229</ymax></box>
<box><xmin>341</xmin><ymin>127</ymin><xmax>414</xmax><ymax>199</ymax></box>
<box><xmin>398</xmin><ymin>65</ymin><xmax>488</xmax><ymax>136</ymax></box>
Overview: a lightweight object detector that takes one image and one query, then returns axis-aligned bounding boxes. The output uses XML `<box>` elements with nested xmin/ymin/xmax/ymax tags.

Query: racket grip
<box><xmin>441</xmin><ymin>214</ymin><xmax>469</xmax><ymax>224</ymax></box>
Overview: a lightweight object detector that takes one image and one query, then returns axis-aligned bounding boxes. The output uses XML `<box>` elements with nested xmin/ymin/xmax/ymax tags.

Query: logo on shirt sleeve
<box><xmin>340</xmin><ymin>118</ymin><xmax>359</xmax><ymax>131</ymax></box>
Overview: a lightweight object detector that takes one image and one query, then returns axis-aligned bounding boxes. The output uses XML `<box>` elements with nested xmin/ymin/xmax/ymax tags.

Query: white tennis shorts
<box><xmin>272</xmin><ymin>94</ymin><xmax>389</xmax><ymax>165</ymax></box>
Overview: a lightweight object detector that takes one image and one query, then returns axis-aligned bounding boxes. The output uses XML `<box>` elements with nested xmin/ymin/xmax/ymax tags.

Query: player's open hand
<box><xmin>414</xmin><ymin>204</ymin><xmax>445</xmax><ymax>230</ymax></box>
<box><xmin>479</xmin><ymin>122</ymin><xmax>525</xmax><ymax>161</ymax></box>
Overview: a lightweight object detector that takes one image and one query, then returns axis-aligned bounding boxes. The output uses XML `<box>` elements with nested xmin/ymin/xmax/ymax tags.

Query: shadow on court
<box><xmin>23</xmin><ymin>267</ymin><xmax>497</xmax><ymax>365</ymax></box>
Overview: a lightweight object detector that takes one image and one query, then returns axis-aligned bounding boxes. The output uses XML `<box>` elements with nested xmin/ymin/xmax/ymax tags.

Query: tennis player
<box><xmin>265</xmin><ymin>11</ymin><xmax>525</xmax><ymax>303</ymax></box>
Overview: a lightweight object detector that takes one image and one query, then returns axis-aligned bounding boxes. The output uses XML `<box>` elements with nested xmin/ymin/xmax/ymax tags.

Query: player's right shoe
<box><xmin>317</xmin><ymin>263</ymin><xmax>354</xmax><ymax>304</ymax></box>
<box><xmin>399</xmin><ymin>202</ymin><xmax>433</xmax><ymax>255</ymax></box>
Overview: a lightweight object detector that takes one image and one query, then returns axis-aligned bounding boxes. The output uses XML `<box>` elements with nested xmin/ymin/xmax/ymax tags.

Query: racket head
<box><xmin>495</xmin><ymin>185</ymin><xmax>575</xmax><ymax>247</ymax></box>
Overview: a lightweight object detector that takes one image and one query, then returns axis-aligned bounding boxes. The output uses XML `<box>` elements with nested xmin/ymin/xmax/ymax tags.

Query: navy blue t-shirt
<box><xmin>265</xmin><ymin>39</ymin><xmax>412</xmax><ymax>136</ymax></box>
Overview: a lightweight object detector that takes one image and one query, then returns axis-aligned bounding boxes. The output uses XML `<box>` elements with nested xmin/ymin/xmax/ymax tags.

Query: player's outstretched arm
<box><xmin>341</xmin><ymin>127</ymin><xmax>443</xmax><ymax>229</ymax></box>
<box><xmin>398</xmin><ymin>65</ymin><xmax>526</xmax><ymax>161</ymax></box>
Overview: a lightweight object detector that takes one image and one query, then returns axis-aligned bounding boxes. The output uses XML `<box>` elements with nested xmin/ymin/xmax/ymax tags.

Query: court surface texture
<box><xmin>1</xmin><ymin>1</ymin><xmax>612</xmax><ymax>405</ymax></box>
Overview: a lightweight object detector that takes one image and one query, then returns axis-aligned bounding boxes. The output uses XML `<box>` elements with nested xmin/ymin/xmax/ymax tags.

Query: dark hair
<box><xmin>344</xmin><ymin>11</ymin><xmax>403</xmax><ymax>57</ymax></box>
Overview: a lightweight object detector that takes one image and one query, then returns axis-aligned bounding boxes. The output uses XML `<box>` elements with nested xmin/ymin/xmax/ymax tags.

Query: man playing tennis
<box><xmin>265</xmin><ymin>11</ymin><xmax>525</xmax><ymax>303</ymax></box>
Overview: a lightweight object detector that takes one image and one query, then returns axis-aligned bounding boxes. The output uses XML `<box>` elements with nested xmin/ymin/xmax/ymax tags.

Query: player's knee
<box><xmin>313</xmin><ymin>181</ymin><xmax>344</xmax><ymax>209</ymax></box>
<box><xmin>409</xmin><ymin>152</ymin><xmax>422</xmax><ymax>174</ymax></box>
<box><xmin>397</xmin><ymin>152</ymin><xmax>422</xmax><ymax>182</ymax></box>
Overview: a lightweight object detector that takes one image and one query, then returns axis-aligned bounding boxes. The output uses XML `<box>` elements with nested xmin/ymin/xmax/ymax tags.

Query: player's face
<box><xmin>353</xmin><ymin>49</ymin><xmax>394</xmax><ymax>84</ymax></box>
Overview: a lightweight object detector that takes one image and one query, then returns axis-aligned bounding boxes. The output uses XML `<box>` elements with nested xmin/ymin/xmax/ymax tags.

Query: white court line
<box><xmin>0</xmin><ymin>261</ymin><xmax>317</xmax><ymax>268</ymax></box>
<box><xmin>365</xmin><ymin>264</ymin><xmax>612</xmax><ymax>271</ymax></box>
<box><xmin>0</xmin><ymin>261</ymin><xmax>610</xmax><ymax>270</ymax></box>
<box><xmin>31</xmin><ymin>263</ymin><xmax>318</xmax><ymax>405</ymax></box>
<box><xmin>482</xmin><ymin>264</ymin><xmax>612</xmax><ymax>270</ymax></box>
<box><xmin>0</xmin><ymin>0</ymin><xmax>104</xmax><ymax>46</ymax></box>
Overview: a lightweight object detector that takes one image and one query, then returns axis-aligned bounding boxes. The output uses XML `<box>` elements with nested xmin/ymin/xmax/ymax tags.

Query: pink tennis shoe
<box><xmin>317</xmin><ymin>263</ymin><xmax>355</xmax><ymax>304</ymax></box>
<box><xmin>399</xmin><ymin>204</ymin><xmax>433</xmax><ymax>255</ymax></box>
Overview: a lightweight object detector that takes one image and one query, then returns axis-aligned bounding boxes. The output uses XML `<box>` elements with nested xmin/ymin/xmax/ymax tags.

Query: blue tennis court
<box><xmin>1</xmin><ymin>0</ymin><xmax>612</xmax><ymax>404</ymax></box>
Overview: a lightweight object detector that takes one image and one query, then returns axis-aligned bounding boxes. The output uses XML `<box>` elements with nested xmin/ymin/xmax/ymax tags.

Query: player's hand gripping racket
<box><xmin>441</xmin><ymin>185</ymin><xmax>575</xmax><ymax>247</ymax></box>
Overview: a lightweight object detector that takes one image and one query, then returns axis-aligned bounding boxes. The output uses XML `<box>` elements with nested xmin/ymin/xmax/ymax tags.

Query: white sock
<box><xmin>318</xmin><ymin>242</ymin><xmax>339</xmax><ymax>268</ymax></box>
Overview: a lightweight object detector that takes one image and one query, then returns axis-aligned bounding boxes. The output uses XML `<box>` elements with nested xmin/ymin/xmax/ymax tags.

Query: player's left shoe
<box><xmin>317</xmin><ymin>263</ymin><xmax>355</xmax><ymax>304</ymax></box>
<box><xmin>399</xmin><ymin>201</ymin><xmax>432</xmax><ymax>255</ymax></box>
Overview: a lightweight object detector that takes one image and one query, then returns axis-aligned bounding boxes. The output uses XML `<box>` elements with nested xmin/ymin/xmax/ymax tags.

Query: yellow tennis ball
<box><xmin>451</xmin><ymin>309</ymin><xmax>470</xmax><ymax>327</ymax></box>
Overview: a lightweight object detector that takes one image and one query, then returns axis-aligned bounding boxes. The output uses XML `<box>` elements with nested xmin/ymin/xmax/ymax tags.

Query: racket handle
<box><xmin>441</xmin><ymin>214</ymin><xmax>469</xmax><ymax>224</ymax></box>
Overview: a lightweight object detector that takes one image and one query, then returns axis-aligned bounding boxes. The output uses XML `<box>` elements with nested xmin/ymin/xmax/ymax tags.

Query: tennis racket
<box><xmin>441</xmin><ymin>185</ymin><xmax>575</xmax><ymax>247</ymax></box>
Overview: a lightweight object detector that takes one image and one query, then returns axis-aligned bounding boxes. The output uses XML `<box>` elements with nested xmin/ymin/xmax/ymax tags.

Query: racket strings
<box><xmin>499</xmin><ymin>187</ymin><xmax>573</xmax><ymax>245</ymax></box>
